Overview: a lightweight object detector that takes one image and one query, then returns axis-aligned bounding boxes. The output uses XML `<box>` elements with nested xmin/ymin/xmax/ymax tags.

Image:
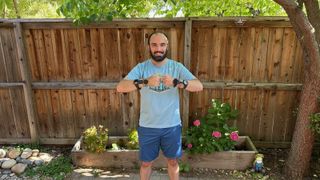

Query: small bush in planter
<box><xmin>83</xmin><ymin>125</ymin><xmax>108</xmax><ymax>153</ymax></box>
<box><xmin>126</xmin><ymin>129</ymin><xmax>139</xmax><ymax>150</ymax></box>
<box><xmin>186</xmin><ymin>99</ymin><xmax>239</xmax><ymax>154</ymax></box>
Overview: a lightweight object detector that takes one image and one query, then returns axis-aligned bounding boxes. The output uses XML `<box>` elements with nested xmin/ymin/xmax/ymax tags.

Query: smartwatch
<box><xmin>182</xmin><ymin>80</ymin><xmax>189</xmax><ymax>89</ymax></box>
<box><xmin>133</xmin><ymin>79</ymin><xmax>149</xmax><ymax>90</ymax></box>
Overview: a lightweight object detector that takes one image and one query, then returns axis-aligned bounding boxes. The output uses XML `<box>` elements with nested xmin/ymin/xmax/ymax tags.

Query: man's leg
<box><xmin>167</xmin><ymin>158</ymin><xmax>179</xmax><ymax>180</ymax></box>
<box><xmin>140</xmin><ymin>161</ymin><xmax>153</xmax><ymax>180</ymax></box>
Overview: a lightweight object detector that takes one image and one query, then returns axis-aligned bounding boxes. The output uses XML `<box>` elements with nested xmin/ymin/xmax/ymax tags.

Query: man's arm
<box><xmin>116</xmin><ymin>79</ymin><xmax>137</xmax><ymax>93</ymax></box>
<box><xmin>185</xmin><ymin>79</ymin><xmax>203</xmax><ymax>92</ymax></box>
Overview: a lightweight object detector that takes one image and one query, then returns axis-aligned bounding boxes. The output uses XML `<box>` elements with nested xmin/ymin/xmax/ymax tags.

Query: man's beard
<box><xmin>150</xmin><ymin>49</ymin><xmax>168</xmax><ymax>62</ymax></box>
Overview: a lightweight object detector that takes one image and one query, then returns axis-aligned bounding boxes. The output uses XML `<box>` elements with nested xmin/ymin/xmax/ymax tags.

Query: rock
<box><xmin>1</xmin><ymin>175</ymin><xmax>8</xmax><ymax>179</ymax></box>
<box><xmin>1</xmin><ymin>159</ymin><xmax>17</xmax><ymax>169</ymax></box>
<box><xmin>34</xmin><ymin>159</ymin><xmax>45</xmax><ymax>166</ymax></box>
<box><xmin>20</xmin><ymin>159</ymin><xmax>33</xmax><ymax>166</ymax></box>
<box><xmin>39</xmin><ymin>153</ymin><xmax>53</xmax><ymax>162</ymax></box>
<box><xmin>21</xmin><ymin>148</ymin><xmax>32</xmax><ymax>159</ymax></box>
<box><xmin>32</xmin><ymin>149</ymin><xmax>39</xmax><ymax>157</ymax></box>
<box><xmin>11</xmin><ymin>163</ymin><xmax>28</xmax><ymax>175</ymax></box>
<box><xmin>0</xmin><ymin>149</ymin><xmax>6</xmax><ymax>158</ymax></box>
<box><xmin>7</xmin><ymin>149</ymin><xmax>21</xmax><ymax>159</ymax></box>
<box><xmin>2</xmin><ymin>169</ymin><xmax>11</xmax><ymax>174</ymax></box>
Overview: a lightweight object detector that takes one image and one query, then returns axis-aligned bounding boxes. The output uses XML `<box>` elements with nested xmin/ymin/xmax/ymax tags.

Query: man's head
<box><xmin>148</xmin><ymin>32</ymin><xmax>169</xmax><ymax>62</ymax></box>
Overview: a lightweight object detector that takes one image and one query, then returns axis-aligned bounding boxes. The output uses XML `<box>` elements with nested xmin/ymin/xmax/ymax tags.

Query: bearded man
<box><xmin>117</xmin><ymin>32</ymin><xmax>203</xmax><ymax>180</ymax></box>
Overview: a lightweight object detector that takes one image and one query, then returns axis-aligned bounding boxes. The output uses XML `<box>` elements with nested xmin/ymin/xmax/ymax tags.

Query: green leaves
<box><xmin>186</xmin><ymin>99</ymin><xmax>239</xmax><ymax>154</ymax></box>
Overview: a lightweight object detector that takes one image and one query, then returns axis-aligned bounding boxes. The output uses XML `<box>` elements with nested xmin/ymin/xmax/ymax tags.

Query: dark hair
<box><xmin>147</xmin><ymin>31</ymin><xmax>169</xmax><ymax>45</ymax></box>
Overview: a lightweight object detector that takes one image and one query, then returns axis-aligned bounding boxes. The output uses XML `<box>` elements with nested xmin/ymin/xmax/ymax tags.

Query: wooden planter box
<box><xmin>71</xmin><ymin>136</ymin><xmax>257</xmax><ymax>170</ymax></box>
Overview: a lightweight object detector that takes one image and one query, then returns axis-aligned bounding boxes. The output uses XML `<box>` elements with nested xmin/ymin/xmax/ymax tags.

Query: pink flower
<box><xmin>230</xmin><ymin>131</ymin><xmax>239</xmax><ymax>141</ymax></box>
<box><xmin>212</xmin><ymin>131</ymin><xmax>221</xmax><ymax>138</ymax></box>
<box><xmin>187</xmin><ymin>144</ymin><xmax>193</xmax><ymax>149</ymax></box>
<box><xmin>193</xmin><ymin>119</ymin><xmax>201</xmax><ymax>127</ymax></box>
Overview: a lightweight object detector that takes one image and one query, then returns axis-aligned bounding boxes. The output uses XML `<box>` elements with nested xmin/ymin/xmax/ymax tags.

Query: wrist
<box><xmin>133</xmin><ymin>79</ymin><xmax>149</xmax><ymax>90</ymax></box>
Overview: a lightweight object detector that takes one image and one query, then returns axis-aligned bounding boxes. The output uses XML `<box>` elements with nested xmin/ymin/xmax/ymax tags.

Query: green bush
<box><xmin>126</xmin><ymin>129</ymin><xmax>139</xmax><ymax>150</ymax></box>
<box><xmin>186</xmin><ymin>99</ymin><xmax>239</xmax><ymax>154</ymax></box>
<box><xmin>83</xmin><ymin>125</ymin><xmax>108</xmax><ymax>153</ymax></box>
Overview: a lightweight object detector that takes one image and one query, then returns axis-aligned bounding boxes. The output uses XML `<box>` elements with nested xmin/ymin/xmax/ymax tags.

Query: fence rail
<box><xmin>0</xmin><ymin>17</ymin><xmax>303</xmax><ymax>146</ymax></box>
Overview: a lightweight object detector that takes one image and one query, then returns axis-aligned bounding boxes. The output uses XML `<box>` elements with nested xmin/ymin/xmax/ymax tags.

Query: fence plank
<box><xmin>13</xmin><ymin>22</ymin><xmax>38</xmax><ymax>142</ymax></box>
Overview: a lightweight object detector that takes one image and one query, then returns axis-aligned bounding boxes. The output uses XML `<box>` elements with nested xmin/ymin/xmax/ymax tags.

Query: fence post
<box><xmin>182</xmin><ymin>19</ymin><xmax>192</xmax><ymax>132</ymax></box>
<box><xmin>13</xmin><ymin>21</ymin><xmax>38</xmax><ymax>142</ymax></box>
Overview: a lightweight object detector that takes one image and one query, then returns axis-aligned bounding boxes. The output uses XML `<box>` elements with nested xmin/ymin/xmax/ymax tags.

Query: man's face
<box><xmin>148</xmin><ymin>34</ymin><xmax>168</xmax><ymax>62</ymax></box>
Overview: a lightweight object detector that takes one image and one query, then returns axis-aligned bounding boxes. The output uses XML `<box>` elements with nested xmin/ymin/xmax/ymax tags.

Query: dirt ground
<box><xmin>67</xmin><ymin>148</ymin><xmax>320</xmax><ymax>180</ymax></box>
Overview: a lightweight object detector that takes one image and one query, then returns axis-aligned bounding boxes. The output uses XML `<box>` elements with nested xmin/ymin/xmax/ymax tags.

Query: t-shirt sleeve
<box><xmin>178</xmin><ymin>63</ymin><xmax>196</xmax><ymax>80</ymax></box>
<box><xmin>125</xmin><ymin>63</ymin><xmax>142</xmax><ymax>80</ymax></box>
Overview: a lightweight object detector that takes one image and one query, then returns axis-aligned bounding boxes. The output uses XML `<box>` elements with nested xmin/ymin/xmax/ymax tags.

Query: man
<box><xmin>116</xmin><ymin>32</ymin><xmax>203</xmax><ymax>180</ymax></box>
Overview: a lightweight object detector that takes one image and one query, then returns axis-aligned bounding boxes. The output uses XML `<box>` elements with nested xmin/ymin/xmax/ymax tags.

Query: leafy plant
<box><xmin>83</xmin><ymin>125</ymin><xmax>108</xmax><ymax>153</ymax></box>
<box><xmin>179</xmin><ymin>161</ymin><xmax>190</xmax><ymax>172</ymax></box>
<box><xmin>186</xmin><ymin>99</ymin><xmax>239</xmax><ymax>154</ymax></box>
<box><xmin>126</xmin><ymin>129</ymin><xmax>139</xmax><ymax>150</ymax></box>
<box><xmin>25</xmin><ymin>156</ymin><xmax>72</xmax><ymax>180</ymax></box>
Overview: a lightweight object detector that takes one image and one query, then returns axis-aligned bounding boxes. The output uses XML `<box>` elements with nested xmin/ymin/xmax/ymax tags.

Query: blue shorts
<box><xmin>137</xmin><ymin>125</ymin><xmax>182</xmax><ymax>162</ymax></box>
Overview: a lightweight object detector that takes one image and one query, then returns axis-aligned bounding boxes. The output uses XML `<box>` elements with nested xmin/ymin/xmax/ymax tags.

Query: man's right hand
<box><xmin>147</xmin><ymin>75</ymin><xmax>161</xmax><ymax>87</ymax></box>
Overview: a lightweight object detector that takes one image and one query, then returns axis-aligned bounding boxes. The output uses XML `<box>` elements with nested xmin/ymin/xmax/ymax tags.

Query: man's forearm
<box><xmin>116</xmin><ymin>79</ymin><xmax>137</xmax><ymax>93</ymax></box>
<box><xmin>185</xmin><ymin>79</ymin><xmax>203</xmax><ymax>92</ymax></box>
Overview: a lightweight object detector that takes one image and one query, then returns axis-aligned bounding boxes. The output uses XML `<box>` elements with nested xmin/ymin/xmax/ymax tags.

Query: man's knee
<box><xmin>141</xmin><ymin>161</ymin><xmax>153</xmax><ymax>168</ymax></box>
<box><xmin>167</xmin><ymin>159</ymin><xmax>178</xmax><ymax>167</ymax></box>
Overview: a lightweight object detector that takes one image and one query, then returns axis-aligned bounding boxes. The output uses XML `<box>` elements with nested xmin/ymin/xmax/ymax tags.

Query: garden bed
<box><xmin>71</xmin><ymin>136</ymin><xmax>257</xmax><ymax>170</ymax></box>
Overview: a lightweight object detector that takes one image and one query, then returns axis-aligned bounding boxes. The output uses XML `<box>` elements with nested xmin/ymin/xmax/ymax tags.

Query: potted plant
<box><xmin>71</xmin><ymin>100</ymin><xmax>257</xmax><ymax>170</ymax></box>
<box><xmin>181</xmin><ymin>99</ymin><xmax>257</xmax><ymax>170</ymax></box>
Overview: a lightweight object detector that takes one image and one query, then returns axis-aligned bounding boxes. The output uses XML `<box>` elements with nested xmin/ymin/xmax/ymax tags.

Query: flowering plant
<box><xmin>186</xmin><ymin>99</ymin><xmax>239</xmax><ymax>154</ymax></box>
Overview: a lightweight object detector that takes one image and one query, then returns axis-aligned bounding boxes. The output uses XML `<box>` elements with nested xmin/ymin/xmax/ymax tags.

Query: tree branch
<box><xmin>273</xmin><ymin>0</ymin><xmax>320</xmax><ymax>76</ymax></box>
<box><xmin>303</xmin><ymin>0</ymin><xmax>320</xmax><ymax>45</ymax></box>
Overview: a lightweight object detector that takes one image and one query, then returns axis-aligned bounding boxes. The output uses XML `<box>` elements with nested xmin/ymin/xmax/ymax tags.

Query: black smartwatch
<box><xmin>133</xmin><ymin>79</ymin><xmax>141</xmax><ymax>90</ymax></box>
<box><xmin>181</xmin><ymin>80</ymin><xmax>189</xmax><ymax>89</ymax></box>
<box><xmin>173</xmin><ymin>78</ymin><xmax>180</xmax><ymax>87</ymax></box>
<box><xmin>133</xmin><ymin>79</ymin><xmax>148</xmax><ymax>90</ymax></box>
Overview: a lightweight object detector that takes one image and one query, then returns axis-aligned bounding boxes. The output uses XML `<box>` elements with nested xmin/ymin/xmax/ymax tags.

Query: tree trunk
<box><xmin>273</xmin><ymin>0</ymin><xmax>320</xmax><ymax>179</ymax></box>
<box><xmin>12</xmin><ymin>0</ymin><xmax>20</xmax><ymax>18</ymax></box>
<box><xmin>285</xmin><ymin>73</ymin><xmax>319</xmax><ymax>178</ymax></box>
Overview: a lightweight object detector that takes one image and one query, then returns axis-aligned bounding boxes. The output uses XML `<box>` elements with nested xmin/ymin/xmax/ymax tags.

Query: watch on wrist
<box><xmin>182</xmin><ymin>80</ymin><xmax>189</xmax><ymax>89</ymax></box>
<box><xmin>173</xmin><ymin>78</ymin><xmax>179</xmax><ymax>87</ymax></box>
<box><xmin>133</xmin><ymin>79</ymin><xmax>141</xmax><ymax>90</ymax></box>
<box><xmin>143</xmin><ymin>79</ymin><xmax>148</xmax><ymax>85</ymax></box>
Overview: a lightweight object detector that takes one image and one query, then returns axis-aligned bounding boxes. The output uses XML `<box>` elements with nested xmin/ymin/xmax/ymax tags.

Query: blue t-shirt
<box><xmin>125</xmin><ymin>59</ymin><xmax>196</xmax><ymax>128</ymax></box>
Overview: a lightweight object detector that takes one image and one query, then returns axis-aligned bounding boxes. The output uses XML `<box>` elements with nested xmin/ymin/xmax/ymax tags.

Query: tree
<box><xmin>0</xmin><ymin>0</ymin><xmax>63</xmax><ymax>18</ymax></box>
<box><xmin>57</xmin><ymin>0</ymin><xmax>286</xmax><ymax>24</ymax></box>
<box><xmin>272</xmin><ymin>0</ymin><xmax>320</xmax><ymax>179</ymax></box>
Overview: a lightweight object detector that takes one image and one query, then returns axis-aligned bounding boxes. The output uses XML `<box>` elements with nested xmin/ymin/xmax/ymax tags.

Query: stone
<box><xmin>2</xmin><ymin>169</ymin><xmax>11</xmax><ymax>174</ymax></box>
<box><xmin>32</xmin><ymin>149</ymin><xmax>39</xmax><ymax>157</ymax></box>
<box><xmin>39</xmin><ymin>153</ymin><xmax>53</xmax><ymax>162</ymax></box>
<box><xmin>1</xmin><ymin>175</ymin><xmax>8</xmax><ymax>179</ymax></box>
<box><xmin>20</xmin><ymin>159</ymin><xmax>33</xmax><ymax>166</ymax></box>
<box><xmin>7</xmin><ymin>149</ymin><xmax>21</xmax><ymax>159</ymax></box>
<box><xmin>11</xmin><ymin>163</ymin><xmax>28</xmax><ymax>175</ymax></box>
<box><xmin>34</xmin><ymin>159</ymin><xmax>45</xmax><ymax>166</ymax></box>
<box><xmin>0</xmin><ymin>149</ymin><xmax>6</xmax><ymax>158</ymax></box>
<box><xmin>21</xmin><ymin>148</ymin><xmax>32</xmax><ymax>159</ymax></box>
<box><xmin>1</xmin><ymin>159</ymin><xmax>17</xmax><ymax>169</ymax></box>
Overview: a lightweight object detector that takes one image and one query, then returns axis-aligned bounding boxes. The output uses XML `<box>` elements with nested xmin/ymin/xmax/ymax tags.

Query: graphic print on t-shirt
<box><xmin>148</xmin><ymin>73</ymin><xmax>171</xmax><ymax>92</ymax></box>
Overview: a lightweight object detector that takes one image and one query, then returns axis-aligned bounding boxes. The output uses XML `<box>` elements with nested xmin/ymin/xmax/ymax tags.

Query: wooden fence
<box><xmin>0</xmin><ymin>17</ymin><xmax>303</xmax><ymax>147</ymax></box>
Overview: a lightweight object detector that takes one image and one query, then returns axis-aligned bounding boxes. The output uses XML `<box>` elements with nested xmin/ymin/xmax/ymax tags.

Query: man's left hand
<box><xmin>162</xmin><ymin>75</ymin><xmax>174</xmax><ymax>87</ymax></box>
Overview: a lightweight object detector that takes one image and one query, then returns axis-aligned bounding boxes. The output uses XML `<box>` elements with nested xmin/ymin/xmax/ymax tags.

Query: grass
<box><xmin>25</xmin><ymin>156</ymin><xmax>73</xmax><ymax>180</ymax></box>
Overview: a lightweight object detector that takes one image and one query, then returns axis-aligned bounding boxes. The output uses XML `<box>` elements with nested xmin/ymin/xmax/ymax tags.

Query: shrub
<box><xmin>126</xmin><ymin>129</ymin><xmax>139</xmax><ymax>150</ymax></box>
<box><xmin>83</xmin><ymin>125</ymin><xmax>108</xmax><ymax>153</ymax></box>
<box><xmin>186</xmin><ymin>99</ymin><xmax>239</xmax><ymax>154</ymax></box>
